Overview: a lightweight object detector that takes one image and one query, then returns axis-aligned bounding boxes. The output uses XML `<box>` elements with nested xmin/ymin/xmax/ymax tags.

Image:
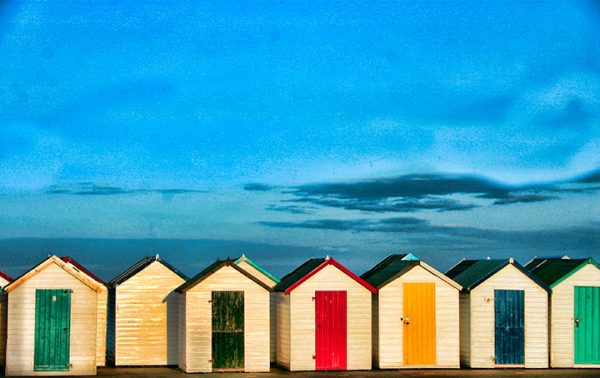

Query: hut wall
<box><xmin>289</xmin><ymin>264</ymin><xmax>371</xmax><ymax>371</ymax></box>
<box><xmin>469</xmin><ymin>264</ymin><xmax>548</xmax><ymax>368</ymax></box>
<box><xmin>177</xmin><ymin>293</ymin><xmax>186</xmax><ymax>371</ymax></box>
<box><xmin>0</xmin><ymin>291</ymin><xmax>7</xmax><ymax>367</ymax></box>
<box><xmin>376</xmin><ymin>265</ymin><xmax>459</xmax><ymax>368</ymax></box>
<box><xmin>95</xmin><ymin>288</ymin><xmax>107</xmax><ymax>367</ymax></box>
<box><xmin>275</xmin><ymin>293</ymin><xmax>290</xmax><ymax>369</ymax></box>
<box><xmin>459</xmin><ymin>292</ymin><xmax>471</xmax><ymax>366</ymax></box>
<box><xmin>181</xmin><ymin>265</ymin><xmax>270</xmax><ymax>373</ymax></box>
<box><xmin>5</xmin><ymin>263</ymin><xmax>98</xmax><ymax>376</ymax></box>
<box><xmin>112</xmin><ymin>262</ymin><xmax>185</xmax><ymax>366</ymax></box>
<box><xmin>371</xmin><ymin>293</ymin><xmax>379</xmax><ymax>367</ymax></box>
<box><xmin>550</xmin><ymin>264</ymin><xmax>600</xmax><ymax>368</ymax></box>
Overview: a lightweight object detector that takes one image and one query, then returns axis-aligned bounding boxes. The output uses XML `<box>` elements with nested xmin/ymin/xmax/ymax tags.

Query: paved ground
<box><xmin>92</xmin><ymin>366</ymin><xmax>600</xmax><ymax>378</ymax></box>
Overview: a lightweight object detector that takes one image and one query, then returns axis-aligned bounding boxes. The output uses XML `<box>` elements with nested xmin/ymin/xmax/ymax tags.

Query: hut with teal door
<box><xmin>4</xmin><ymin>255</ymin><xmax>105</xmax><ymax>376</ymax></box>
<box><xmin>526</xmin><ymin>257</ymin><xmax>600</xmax><ymax>368</ymax></box>
<box><xmin>176</xmin><ymin>258</ymin><xmax>272</xmax><ymax>373</ymax></box>
<box><xmin>447</xmin><ymin>258</ymin><xmax>549</xmax><ymax>368</ymax></box>
<box><xmin>234</xmin><ymin>254</ymin><xmax>280</xmax><ymax>363</ymax></box>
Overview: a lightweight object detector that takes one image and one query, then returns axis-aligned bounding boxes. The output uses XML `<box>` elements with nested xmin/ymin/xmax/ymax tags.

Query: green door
<box><xmin>34</xmin><ymin>289</ymin><xmax>71</xmax><ymax>371</ymax></box>
<box><xmin>211</xmin><ymin>291</ymin><xmax>244</xmax><ymax>370</ymax></box>
<box><xmin>575</xmin><ymin>286</ymin><xmax>600</xmax><ymax>364</ymax></box>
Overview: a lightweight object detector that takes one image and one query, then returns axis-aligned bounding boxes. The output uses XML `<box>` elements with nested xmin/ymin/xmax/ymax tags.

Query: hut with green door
<box><xmin>234</xmin><ymin>254</ymin><xmax>280</xmax><ymax>363</ymax></box>
<box><xmin>176</xmin><ymin>258</ymin><xmax>272</xmax><ymax>373</ymax></box>
<box><xmin>4</xmin><ymin>255</ymin><xmax>104</xmax><ymax>376</ymax></box>
<box><xmin>526</xmin><ymin>257</ymin><xmax>600</xmax><ymax>368</ymax></box>
<box><xmin>0</xmin><ymin>271</ymin><xmax>13</xmax><ymax>369</ymax></box>
<box><xmin>446</xmin><ymin>258</ymin><xmax>549</xmax><ymax>368</ymax></box>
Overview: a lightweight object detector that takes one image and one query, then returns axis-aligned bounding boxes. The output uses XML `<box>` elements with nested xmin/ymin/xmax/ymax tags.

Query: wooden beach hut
<box><xmin>361</xmin><ymin>254</ymin><xmax>462</xmax><ymax>369</ymax></box>
<box><xmin>275</xmin><ymin>256</ymin><xmax>377</xmax><ymax>371</ymax></box>
<box><xmin>526</xmin><ymin>257</ymin><xmax>600</xmax><ymax>367</ymax></box>
<box><xmin>107</xmin><ymin>255</ymin><xmax>187</xmax><ymax>366</ymax></box>
<box><xmin>4</xmin><ymin>255</ymin><xmax>104</xmax><ymax>376</ymax></box>
<box><xmin>176</xmin><ymin>258</ymin><xmax>272</xmax><ymax>373</ymax></box>
<box><xmin>234</xmin><ymin>254</ymin><xmax>280</xmax><ymax>363</ymax></box>
<box><xmin>446</xmin><ymin>258</ymin><xmax>550</xmax><ymax>368</ymax></box>
<box><xmin>0</xmin><ymin>271</ymin><xmax>14</xmax><ymax>369</ymax></box>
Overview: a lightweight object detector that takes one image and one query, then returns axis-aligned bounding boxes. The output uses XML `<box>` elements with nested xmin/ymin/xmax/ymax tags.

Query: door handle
<box><xmin>575</xmin><ymin>317</ymin><xmax>581</xmax><ymax>326</ymax></box>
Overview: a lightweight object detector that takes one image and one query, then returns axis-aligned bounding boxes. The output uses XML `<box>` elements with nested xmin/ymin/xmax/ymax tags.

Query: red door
<box><xmin>315</xmin><ymin>290</ymin><xmax>347</xmax><ymax>370</ymax></box>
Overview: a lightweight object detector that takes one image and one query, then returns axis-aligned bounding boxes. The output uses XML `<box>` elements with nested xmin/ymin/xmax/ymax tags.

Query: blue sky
<box><xmin>0</xmin><ymin>1</ymin><xmax>599</xmax><ymax>280</ymax></box>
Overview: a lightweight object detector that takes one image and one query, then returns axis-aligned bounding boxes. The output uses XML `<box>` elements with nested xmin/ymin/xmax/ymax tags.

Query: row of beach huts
<box><xmin>0</xmin><ymin>252</ymin><xmax>598</xmax><ymax>375</ymax></box>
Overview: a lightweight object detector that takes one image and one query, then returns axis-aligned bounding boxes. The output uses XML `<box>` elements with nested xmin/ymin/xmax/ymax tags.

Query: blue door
<box><xmin>495</xmin><ymin>290</ymin><xmax>524</xmax><ymax>365</ymax></box>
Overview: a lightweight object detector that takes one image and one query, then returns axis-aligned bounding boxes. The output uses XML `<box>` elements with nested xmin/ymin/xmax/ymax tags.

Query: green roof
<box><xmin>234</xmin><ymin>255</ymin><xmax>280</xmax><ymax>283</ymax></box>
<box><xmin>361</xmin><ymin>254</ymin><xmax>419</xmax><ymax>288</ymax></box>
<box><xmin>274</xmin><ymin>258</ymin><xmax>326</xmax><ymax>292</ymax></box>
<box><xmin>527</xmin><ymin>257</ymin><xmax>599</xmax><ymax>288</ymax></box>
<box><xmin>448</xmin><ymin>259</ymin><xmax>508</xmax><ymax>291</ymax></box>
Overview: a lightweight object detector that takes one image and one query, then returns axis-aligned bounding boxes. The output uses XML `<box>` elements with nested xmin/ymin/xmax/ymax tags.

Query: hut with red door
<box><xmin>0</xmin><ymin>271</ymin><xmax>13</xmax><ymax>368</ymax></box>
<box><xmin>274</xmin><ymin>257</ymin><xmax>376</xmax><ymax>371</ymax></box>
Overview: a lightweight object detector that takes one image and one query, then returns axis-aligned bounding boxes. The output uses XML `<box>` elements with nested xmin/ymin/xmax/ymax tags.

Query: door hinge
<box><xmin>312</xmin><ymin>296</ymin><xmax>315</xmax><ymax>301</ymax></box>
<box><xmin>312</xmin><ymin>355</ymin><xmax>316</xmax><ymax>360</ymax></box>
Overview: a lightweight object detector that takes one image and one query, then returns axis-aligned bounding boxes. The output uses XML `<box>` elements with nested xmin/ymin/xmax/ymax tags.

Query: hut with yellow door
<box><xmin>446</xmin><ymin>258</ymin><xmax>549</xmax><ymax>368</ymax></box>
<box><xmin>275</xmin><ymin>256</ymin><xmax>376</xmax><ymax>371</ymax></box>
<box><xmin>361</xmin><ymin>254</ymin><xmax>461</xmax><ymax>369</ymax></box>
<box><xmin>108</xmin><ymin>255</ymin><xmax>187</xmax><ymax>366</ymax></box>
<box><xmin>234</xmin><ymin>255</ymin><xmax>280</xmax><ymax>363</ymax></box>
<box><xmin>4</xmin><ymin>255</ymin><xmax>104</xmax><ymax>376</ymax></box>
<box><xmin>526</xmin><ymin>257</ymin><xmax>600</xmax><ymax>368</ymax></box>
<box><xmin>176</xmin><ymin>258</ymin><xmax>272</xmax><ymax>373</ymax></box>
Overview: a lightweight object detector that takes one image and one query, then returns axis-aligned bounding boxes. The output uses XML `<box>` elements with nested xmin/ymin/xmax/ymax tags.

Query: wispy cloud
<box><xmin>266</xmin><ymin>204</ymin><xmax>316</xmax><ymax>215</ymax></box>
<box><xmin>46</xmin><ymin>183</ymin><xmax>207</xmax><ymax>196</ymax></box>
<box><xmin>243</xmin><ymin>183</ymin><xmax>273</xmax><ymax>191</ymax></box>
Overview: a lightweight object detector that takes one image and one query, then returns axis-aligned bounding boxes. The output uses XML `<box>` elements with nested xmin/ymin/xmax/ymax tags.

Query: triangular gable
<box><xmin>278</xmin><ymin>257</ymin><xmax>377</xmax><ymax>295</ymax></box>
<box><xmin>4</xmin><ymin>255</ymin><xmax>103</xmax><ymax>294</ymax></box>
<box><xmin>175</xmin><ymin>258</ymin><xmax>273</xmax><ymax>293</ymax></box>
<box><xmin>60</xmin><ymin>256</ymin><xmax>106</xmax><ymax>286</ymax></box>
<box><xmin>234</xmin><ymin>254</ymin><xmax>280</xmax><ymax>284</ymax></box>
<box><xmin>109</xmin><ymin>255</ymin><xmax>188</xmax><ymax>287</ymax></box>
<box><xmin>384</xmin><ymin>261</ymin><xmax>462</xmax><ymax>290</ymax></box>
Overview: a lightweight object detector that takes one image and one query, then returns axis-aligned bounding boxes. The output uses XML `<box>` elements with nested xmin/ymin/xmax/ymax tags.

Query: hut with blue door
<box><xmin>176</xmin><ymin>258</ymin><xmax>272</xmax><ymax>373</ymax></box>
<box><xmin>4</xmin><ymin>255</ymin><xmax>105</xmax><ymax>376</ymax></box>
<box><xmin>0</xmin><ymin>271</ymin><xmax>14</xmax><ymax>369</ymax></box>
<box><xmin>526</xmin><ymin>257</ymin><xmax>600</xmax><ymax>368</ymax></box>
<box><xmin>446</xmin><ymin>258</ymin><xmax>549</xmax><ymax>368</ymax></box>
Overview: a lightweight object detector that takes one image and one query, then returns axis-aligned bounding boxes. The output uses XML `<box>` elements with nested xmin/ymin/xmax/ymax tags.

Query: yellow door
<box><xmin>403</xmin><ymin>282</ymin><xmax>436</xmax><ymax>365</ymax></box>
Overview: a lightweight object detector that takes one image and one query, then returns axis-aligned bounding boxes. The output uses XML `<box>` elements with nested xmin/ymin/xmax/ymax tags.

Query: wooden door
<box><xmin>211</xmin><ymin>291</ymin><xmax>244</xmax><ymax>370</ymax></box>
<box><xmin>315</xmin><ymin>290</ymin><xmax>347</xmax><ymax>370</ymax></box>
<box><xmin>403</xmin><ymin>282</ymin><xmax>436</xmax><ymax>365</ymax></box>
<box><xmin>575</xmin><ymin>286</ymin><xmax>600</xmax><ymax>364</ymax></box>
<box><xmin>34</xmin><ymin>289</ymin><xmax>71</xmax><ymax>371</ymax></box>
<box><xmin>494</xmin><ymin>289</ymin><xmax>524</xmax><ymax>365</ymax></box>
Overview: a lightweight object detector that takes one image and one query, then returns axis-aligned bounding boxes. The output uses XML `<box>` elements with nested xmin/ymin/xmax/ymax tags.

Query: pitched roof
<box><xmin>448</xmin><ymin>258</ymin><xmax>550</xmax><ymax>292</ymax></box>
<box><xmin>4</xmin><ymin>255</ymin><xmax>104</xmax><ymax>293</ymax></box>
<box><xmin>175</xmin><ymin>258</ymin><xmax>273</xmax><ymax>293</ymax></box>
<box><xmin>0</xmin><ymin>271</ymin><xmax>14</xmax><ymax>284</ymax></box>
<box><xmin>109</xmin><ymin>255</ymin><xmax>188</xmax><ymax>287</ymax></box>
<box><xmin>274</xmin><ymin>257</ymin><xmax>377</xmax><ymax>294</ymax></box>
<box><xmin>234</xmin><ymin>254</ymin><xmax>280</xmax><ymax>283</ymax></box>
<box><xmin>527</xmin><ymin>257</ymin><xmax>599</xmax><ymax>288</ymax></box>
<box><xmin>60</xmin><ymin>256</ymin><xmax>105</xmax><ymax>284</ymax></box>
<box><xmin>361</xmin><ymin>254</ymin><xmax>461</xmax><ymax>290</ymax></box>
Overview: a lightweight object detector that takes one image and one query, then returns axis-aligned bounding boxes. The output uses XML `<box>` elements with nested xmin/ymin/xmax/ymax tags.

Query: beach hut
<box><xmin>4</xmin><ymin>255</ymin><xmax>104</xmax><ymax>376</ymax></box>
<box><xmin>0</xmin><ymin>271</ymin><xmax>14</xmax><ymax>368</ymax></box>
<box><xmin>107</xmin><ymin>255</ymin><xmax>187</xmax><ymax>366</ymax></box>
<box><xmin>176</xmin><ymin>258</ymin><xmax>272</xmax><ymax>373</ymax></box>
<box><xmin>234</xmin><ymin>255</ymin><xmax>280</xmax><ymax>363</ymax></box>
<box><xmin>526</xmin><ymin>257</ymin><xmax>600</xmax><ymax>367</ymax></box>
<box><xmin>361</xmin><ymin>254</ymin><xmax>462</xmax><ymax>369</ymax></box>
<box><xmin>275</xmin><ymin>256</ymin><xmax>377</xmax><ymax>371</ymax></box>
<box><xmin>446</xmin><ymin>258</ymin><xmax>549</xmax><ymax>368</ymax></box>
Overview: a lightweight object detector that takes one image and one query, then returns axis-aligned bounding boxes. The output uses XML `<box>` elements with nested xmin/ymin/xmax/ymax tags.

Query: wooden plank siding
<box><xmin>5</xmin><ymin>263</ymin><xmax>98</xmax><ymax>376</ymax></box>
<box><xmin>286</xmin><ymin>264</ymin><xmax>372</xmax><ymax>371</ymax></box>
<box><xmin>375</xmin><ymin>265</ymin><xmax>460</xmax><ymax>369</ymax></box>
<box><xmin>0</xmin><ymin>290</ymin><xmax>7</xmax><ymax>367</ymax></box>
<box><xmin>179</xmin><ymin>265</ymin><xmax>270</xmax><ymax>373</ymax></box>
<box><xmin>95</xmin><ymin>288</ymin><xmax>108</xmax><ymax>367</ymax></box>
<box><xmin>466</xmin><ymin>264</ymin><xmax>548</xmax><ymax>368</ymax></box>
<box><xmin>275</xmin><ymin>293</ymin><xmax>290</xmax><ymax>369</ymax></box>
<box><xmin>550</xmin><ymin>264</ymin><xmax>600</xmax><ymax>368</ymax></box>
<box><xmin>459</xmin><ymin>292</ymin><xmax>471</xmax><ymax>366</ymax></box>
<box><xmin>236</xmin><ymin>259</ymin><xmax>278</xmax><ymax>363</ymax></box>
<box><xmin>110</xmin><ymin>261</ymin><xmax>185</xmax><ymax>366</ymax></box>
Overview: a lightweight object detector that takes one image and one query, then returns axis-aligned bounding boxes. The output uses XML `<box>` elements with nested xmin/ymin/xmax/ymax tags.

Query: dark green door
<box><xmin>494</xmin><ymin>289</ymin><xmax>524</xmax><ymax>365</ymax></box>
<box><xmin>575</xmin><ymin>286</ymin><xmax>600</xmax><ymax>364</ymax></box>
<box><xmin>211</xmin><ymin>291</ymin><xmax>244</xmax><ymax>370</ymax></box>
<box><xmin>34</xmin><ymin>289</ymin><xmax>71</xmax><ymax>371</ymax></box>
